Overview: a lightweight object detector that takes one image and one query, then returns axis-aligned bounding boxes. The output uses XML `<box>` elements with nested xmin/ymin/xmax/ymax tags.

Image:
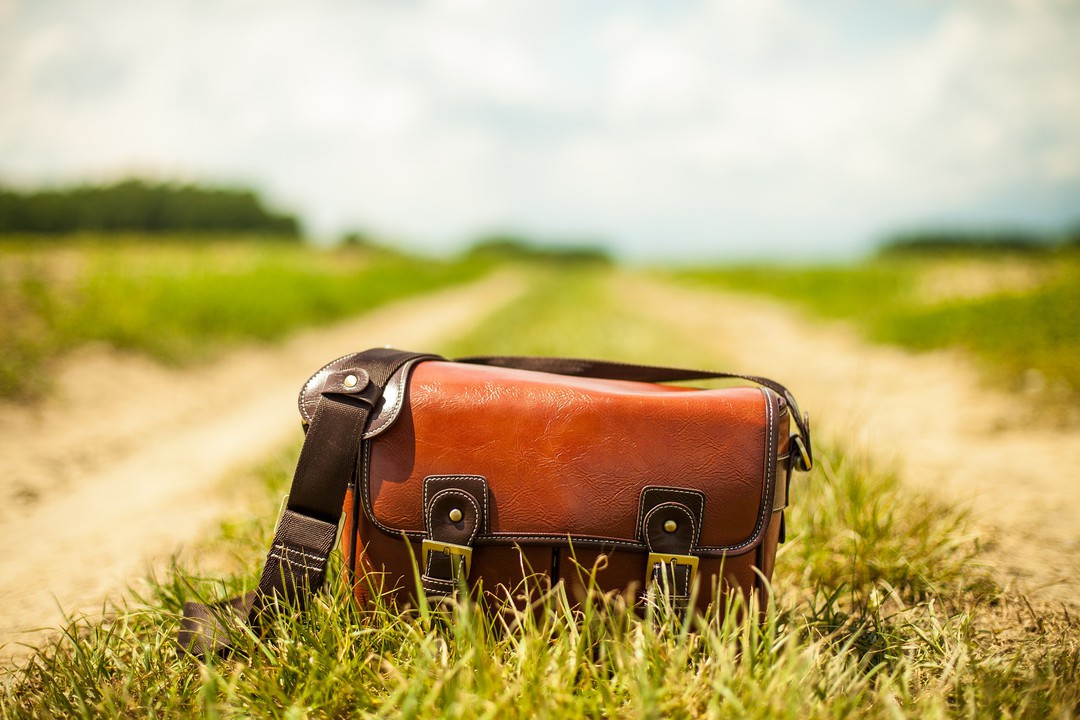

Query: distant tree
<box><xmin>878</xmin><ymin>228</ymin><xmax>1052</xmax><ymax>256</ymax></box>
<box><xmin>466</xmin><ymin>234</ymin><xmax>612</xmax><ymax>265</ymax></box>
<box><xmin>340</xmin><ymin>230</ymin><xmax>375</xmax><ymax>248</ymax></box>
<box><xmin>466</xmin><ymin>234</ymin><xmax>534</xmax><ymax>259</ymax></box>
<box><xmin>1067</xmin><ymin>220</ymin><xmax>1080</xmax><ymax>247</ymax></box>
<box><xmin>0</xmin><ymin>178</ymin><xmax>301</xmax><ymax>237</ymax></box>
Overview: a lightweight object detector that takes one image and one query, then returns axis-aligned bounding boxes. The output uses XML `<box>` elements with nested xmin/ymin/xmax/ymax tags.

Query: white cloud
<box><xmin>0</xmin><ymin>0</ymin><xmax>1078</xmax><ymax>257</ymax></box>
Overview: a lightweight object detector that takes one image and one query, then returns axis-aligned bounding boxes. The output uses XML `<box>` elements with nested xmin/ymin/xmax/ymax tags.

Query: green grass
<box><xmin>3</xmin><ymin>269</ymin><xmax>1078</xmax><ymax>717</ymax></box>
<box><xmin>0</xmin><ymin>236</ymin><xmax>493</xmax><ymax>399</ymax></box>
<box><xmin>675</xmin><ymin>252</ymin><xmax>1080</xmax><ymax>397</ymax></box>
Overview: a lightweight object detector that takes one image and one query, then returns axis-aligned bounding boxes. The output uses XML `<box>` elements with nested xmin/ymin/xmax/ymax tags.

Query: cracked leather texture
<box><xmin>363</xmin><ymin>360</ymin><xmax>786</xmax><ymax>554</ymax></box>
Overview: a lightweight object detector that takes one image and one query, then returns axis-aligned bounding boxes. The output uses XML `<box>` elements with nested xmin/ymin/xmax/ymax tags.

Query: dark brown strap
<box><xmin>178</xmin><ymin>348</ymin><xmax>439</xmax><ymax>657</ymax></box>
<box><xmin>645</xmin><ymin>504</ymin><xmax>697</xmax><ymax>611</ymax></box>
<box><xmin>639</xmin><ymin>488</ymin><xmax>704</xmax><ymax>613</ymax></box>
<box><xmin>458</xmin><ymin>355</ymin><xmax>812</xmax><ymax>471</ymax></box>
<box><xmin>419</xmin><ymin>475</ymin><xmax>488</xmax><ymax>599</ymax></box>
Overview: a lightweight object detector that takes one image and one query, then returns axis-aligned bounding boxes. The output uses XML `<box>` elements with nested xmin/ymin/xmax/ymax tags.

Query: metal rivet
<box><xmin>449</xmin><ymin>508</ymin><xmax>463</xmax><ymax>523</ymax></box>
<box><xmin>343</xmin><ymin>374</ymin><xmax>358</xmax><ymax>388</ymax></box>
<box><xmin>664</xmin><ymin>520</ymin><xmax>678</xmax><ymax>533</ymax></box>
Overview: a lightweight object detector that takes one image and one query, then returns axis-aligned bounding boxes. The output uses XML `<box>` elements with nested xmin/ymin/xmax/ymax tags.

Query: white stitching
<box><xmin>272</xmin><ymin>543</ymin><xmax>328</xmax><ymax>564</ymax></box>
<box><xmin>423</xmin><ymin>474</ymin><xmax>488</xmax><ymax>533</ymax></box>
<box><xmin>426</xmin><ymin>489</ymin><xmax>481</xmax><ymax>545</ymax></box>
<box><xmin>422</xmin><ymin>575</ymin><xmax>456</xmax><ymax>590</ymax></box>
<box><xmin>636</xmin><ymin>487</ymin><xmax>705</xmax><ymax>545</ymax></box>
<box><xmin>364</xmin><ymin>360</ymin><xmax>419</xmax><ymax>438</ymax></box>
<box><xmin>422</xmin><ymin>475</ymin><xmax>488</xmax><ymax>534</ymax></box>
<box><xmin>642</xmin><ymin>502</ymin><xmax>698</xmax><ymax>552</ymax></box>
<box><xmin>675</xmin><ymin>563</ymin><xmax>691</xmax><ymax>597</ymax></box>
<box><xmin>268</xmin><ymin>551</ymin><xmax>321</xmax><ymax>567</ymax></box>
<box><xmin>682</xmin><ymin>386</ymin><xmax>776</xmax><ymax>553</ymax></box>
<box><xmin>267</xmin><ymin>553</ymin><xmax>324</xmax><ymax>573</ymax></box>
<box><xmin>422</xmin><ymin>547</ymin><xmax>468</xmax><ymax>580</ymax></box>
<box><xmin>301</xmin><ymin>356</ymin><xmax>428</xmax><ymax>431</ymax></box>
<box><xmin>358</xmin><ymin>387</ymin><xmax>781</xmax><ymax>556</ymax></box>
<box><xmin>299</xmin><ymin>352</ymin><xmax>357</xmax><ymax>423</ymax></box>
<box><xmin>482</xmin><ymin>532</ymin><xmax>641</xmax><ymax>548</ymax></box>
<box><xmin>649</xmin><ymin>559</ymin><xmax>692</xmax><ymax>597</ymax></box>
<box><xmin>698</xmin><ymin>387</ymin><xmax>774</xmax><ymax>552</ymax></box>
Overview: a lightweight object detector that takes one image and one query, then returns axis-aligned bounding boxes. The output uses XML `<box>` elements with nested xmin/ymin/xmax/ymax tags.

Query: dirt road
<box><xmin>621</xmin><ymin>275</ymin><xmax>1080</xmax><ymax>609</ymax></box>
<box><xmin>4</xmin><ymin>268</ymin><xmax>1076</xmax><ymax>660</ymax></box>
<box><xmin>0</xmin><ymin>274</ymin><xmax>523</xmax><ymax>656</ymax></box>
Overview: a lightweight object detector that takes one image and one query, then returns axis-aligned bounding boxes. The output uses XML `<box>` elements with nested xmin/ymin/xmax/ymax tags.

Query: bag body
<box><xmin>302</xmin><ymin>354</ymin><xmax>807</xmax><ymax>616</ymax></box>
<box><xmin>180</xmin><ymin>349</ymin><xmax>811</xmax><ymax>656</ymax></box>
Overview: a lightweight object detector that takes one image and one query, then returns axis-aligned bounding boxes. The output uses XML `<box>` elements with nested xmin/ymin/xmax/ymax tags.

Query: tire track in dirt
<box><xmin>0</xmin><ymin>272</ymin><xmax>525</xmax><ymax>656</ymax></box>
<box><xmin>618</xmin><ymin>274</ymin><xmax>1080</xmax><ymax>609</ymax></box>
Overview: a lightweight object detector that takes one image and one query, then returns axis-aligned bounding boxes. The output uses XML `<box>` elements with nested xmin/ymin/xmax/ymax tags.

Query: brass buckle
<box><xmin>792</xmin><ymin>434</ymin><xmax>812</xmax><ymax>472</ymax></box>
<box><xmin>647</xmin><ymin>552</ymin><xmax>699</xmax><ymax>590</ymax></box>
<box><xmin>422</xmin><ymin>539</ymin><xmax>473</xmax><ymax>578</ymax></box>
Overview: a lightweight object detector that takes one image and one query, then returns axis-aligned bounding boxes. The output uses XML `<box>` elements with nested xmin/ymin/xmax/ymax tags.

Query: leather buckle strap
<box><xmin>639</xmin><ymin>488</ymin><xmax>704</xmax><ymax>613</ymax></box>
<box><xmin>419</xmin><ymin>475</ymin><xmax>488</xmax><ymax>599</ymax></box>
<box><xmin>647</xmin><ymin>552</ymin><xmax>699</xmax><ymax>597</ymax></box>
<box><xmin>422</xmin><ymin>540</ymin><xmax>473</xmax><ymax>579</ymax></box>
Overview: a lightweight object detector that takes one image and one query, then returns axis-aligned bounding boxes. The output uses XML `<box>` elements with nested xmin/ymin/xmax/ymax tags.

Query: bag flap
<box><xmin>360</xmin><ymin>359</ymin><xmax>786</xmax><ymax>557</ymax></box>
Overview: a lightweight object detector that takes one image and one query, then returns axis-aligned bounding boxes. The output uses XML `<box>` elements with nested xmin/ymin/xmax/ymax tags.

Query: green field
<box><xmin>675</xmin><ymin>250</ymin><xmax>1080</xmax><ymax>400</ymax></box>
<box><xmin>3</xmin><ymin>269</ymin><xmax>1077</xmax><ymax>718</ymax></box>
<box><xmin>0</xmin><ymin>236</ymin><xmax>492</xmax><ymax>399</ymax></box>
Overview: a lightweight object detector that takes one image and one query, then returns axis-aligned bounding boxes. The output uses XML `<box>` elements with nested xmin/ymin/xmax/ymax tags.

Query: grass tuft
<box><xmin>5</xmin><ymin>436</ymin><xmax>1076</xmax><ymax>718</ymax></box>
<box><xmin>0</xmin><ymin>238</ymin><xmax>493</xmax><ymax>399</ymax></box>
<box><xmin>3</xmin><ymin>266</ymin><xmax>1077</xmax><ymax>717</ymax></box>
<box><xmin>675</xmin><ymin>253</ymin><xmax>1080</xmax><ymax>400</ymax></box>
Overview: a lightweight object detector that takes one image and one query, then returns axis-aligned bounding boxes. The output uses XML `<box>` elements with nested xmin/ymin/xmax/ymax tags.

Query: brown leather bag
<box><xmin>180</xmin><ymin>349</ymin><xmax>812</xmax><ymax>655</ymax></box>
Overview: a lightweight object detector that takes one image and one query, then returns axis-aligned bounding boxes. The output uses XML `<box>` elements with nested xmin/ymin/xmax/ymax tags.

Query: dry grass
<box><xmin>3</xmin><ymin>268</ymin><xmax>1077</xmax><ymax>718</ymax></box>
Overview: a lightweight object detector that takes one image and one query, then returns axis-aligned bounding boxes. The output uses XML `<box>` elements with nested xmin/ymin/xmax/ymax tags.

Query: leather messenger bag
<box><xmin>180</xmin><ymin>348</ymin><xmax>813</xmax><ymax>655</ymax></box>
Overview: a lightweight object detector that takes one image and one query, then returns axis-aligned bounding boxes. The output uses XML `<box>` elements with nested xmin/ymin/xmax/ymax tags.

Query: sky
<box><xmin>1</xmin><ymin>0</ymin><xmax>1078</xmax><ymax>260</ymax></box>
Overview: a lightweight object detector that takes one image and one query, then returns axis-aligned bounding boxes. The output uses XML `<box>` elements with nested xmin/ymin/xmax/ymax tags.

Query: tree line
<box><xmin>464</xmin><ymin>234</ymin><xmax>612</xmax><ymax>265</ymax></box>
<box><xmin>0</xmin><ymin>179</ymin><xmax>300</xmax><ymax>237</ymax></box>
<box><xmin>880</xmin><ymin>223</ymin><xmax>1080</xmax><ymax>256</ymax></box>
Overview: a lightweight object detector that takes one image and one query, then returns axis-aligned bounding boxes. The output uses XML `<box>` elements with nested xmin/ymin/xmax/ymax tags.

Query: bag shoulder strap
<box><xmin>178</xmin><ymin>348</ymin><xmax>439</xmax><ymax>657</ymax></box>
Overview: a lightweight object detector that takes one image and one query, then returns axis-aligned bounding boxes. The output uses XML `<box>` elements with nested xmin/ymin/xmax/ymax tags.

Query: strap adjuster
<box><xmin>422</xmin><ymin>539</ymin><xmax>473</xmax><ymax>579</ymax></box>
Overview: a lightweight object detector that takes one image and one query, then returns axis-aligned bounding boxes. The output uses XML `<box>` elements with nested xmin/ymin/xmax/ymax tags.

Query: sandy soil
<box><xmin>0</xmin><ymin>273</ymin><xmax>523</xmax><ymax>657</ymax></box>
<box><xmin>620</xmin><ymin>276</ymin><xmax>1080</xmax><ymax>609</ymax></box>
<box><xmin>4</xmin><ymin>268</ymin><xmax>1075</xmax><ymax>661</ymax></box>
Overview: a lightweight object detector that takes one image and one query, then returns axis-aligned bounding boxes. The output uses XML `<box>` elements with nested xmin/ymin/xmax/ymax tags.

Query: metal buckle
<box><xmin>647</xmin><ymin>552</ymin><xmax>699</xmax><ymax>589</ymax></box>
<box><xmin>422</xmin><ymin>539</ymin><xmax>473</xmax><ymax>578</ymax></box>
<box><xmin>792</xmin><ymin>434</ymin><xmax>812</xmax><ymax>472</ymax></box>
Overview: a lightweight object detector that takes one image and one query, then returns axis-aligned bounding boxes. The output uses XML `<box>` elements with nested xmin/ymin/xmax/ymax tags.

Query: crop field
<box><xmin>0</xmin><ymin>236</ymin><xmax>492</xmax><ymax>399</ymax></box>
<box><xmin>1</xmin><ymin>247</ymin><xmax>1078</xmax><ymax>718</ymax></box>
<box><xmin>676</xmin><ymin>250</ymin><xmax>1080</xmax><ymax>401</ymax></box>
